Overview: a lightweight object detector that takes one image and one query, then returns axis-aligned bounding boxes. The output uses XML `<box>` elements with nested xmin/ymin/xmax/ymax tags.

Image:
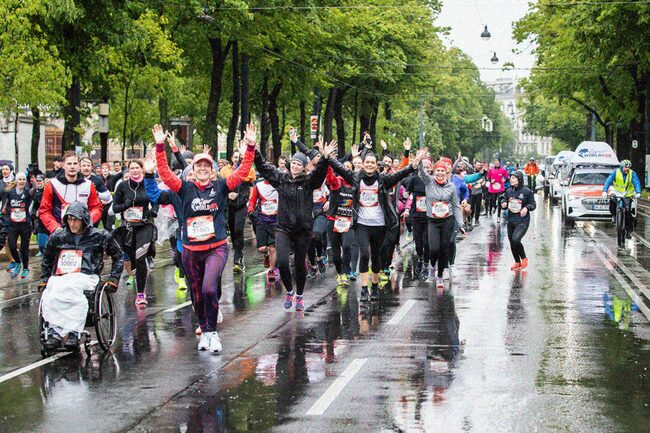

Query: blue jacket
<box><xmin>603</xmin><ymin>168</ymin><xmax>641</xmax><ymax>193</ymax></box>
<box><xmin>450</xmin><ymin>174</ymin><xmax>469</xmax><ymax>202</ymax></box>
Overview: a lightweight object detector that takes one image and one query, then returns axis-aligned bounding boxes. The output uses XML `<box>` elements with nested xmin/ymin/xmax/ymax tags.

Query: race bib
<box><xmin>313</xmin><ymin>189</ymin><xmax>324</xmax><ymax>203</ymax></box>
<box><xmin>415</xmin><ymin>196</ymin><xmax>427</xmax><ymax>213</ymax></box>
<box><xmin>186</xmin><ymin>215</ymin><xmax>215</xmax><ymax>242</ymax></box>
<box><xmin>10</xmin><ymin>208</ymin><xmax>26</xmax><ymax>223</ymax></box>
<box><xmin>333</xmin><ymin>215</ymin><xmax>352</xmax><ymax>233</ymax></box>
<box><xmin>261</xmin><ymin>200</ymin><xmax>278</xmax><ymax>216</ymax></box>
<box><xmin>492</xmin><ymin>182</ymin><xmax>501</xmax><ymax>190</ymax></box>
<box><xmin>508</xmin><ymin>199</ymin><xmax>523</xmax><ymax>214</ymax></box>
<box><xmin>431</xmin><ymin>201</ymin><xmax>451</xmax><ymax>219</ymax></box>
<box><xmin>56</xmin><ymin>249</ymin><xmax>83</xmax><ymax>275</ymax></box>
<box><xmin>124</xmin><ymin>206</ymin><xmax>144</xmax><ymax>222</ymax></box>
<box><xmin>359</xmin><ymin>188</ymin><xmax>379</xmax><ymax>207</ymax></box>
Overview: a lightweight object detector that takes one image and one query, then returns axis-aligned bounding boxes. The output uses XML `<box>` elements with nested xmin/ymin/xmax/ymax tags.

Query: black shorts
<box><xmin>256</xmin><ymin>222</ymin><xmax>277</xmax><ymax>247</ymax></box>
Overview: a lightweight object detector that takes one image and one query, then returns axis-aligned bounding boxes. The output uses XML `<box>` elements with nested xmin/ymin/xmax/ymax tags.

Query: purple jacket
<box><xmin>450</xmin><ymin>174</ymin><xmax>469</xmax><ymax>202</ymax></box>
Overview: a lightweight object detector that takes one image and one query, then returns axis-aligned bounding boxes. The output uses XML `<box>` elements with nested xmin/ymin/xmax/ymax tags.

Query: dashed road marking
<box><xmin>163</xmin><ymin>301</ymin><xmax>193</xmax><ymax>313</ymax></box>
<box><xmin>306</xmin><ymin>358</ymin><xmax>367</xmax><ymax>416</ymax></box>
<box><xmin>387</xmin><ymin>299</ymin><xmax>417</xmax><ymax>325</ymax></box>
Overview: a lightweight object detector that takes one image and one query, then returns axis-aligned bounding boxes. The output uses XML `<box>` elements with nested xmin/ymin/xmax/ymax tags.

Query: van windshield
<box><xmin>571</xmin><ymin>172</ymin><xmax>610</xmax><ymax>185</ymax></box>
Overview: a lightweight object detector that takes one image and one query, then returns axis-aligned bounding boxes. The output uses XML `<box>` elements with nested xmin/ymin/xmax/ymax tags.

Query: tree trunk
<box><xmin>159</xmin><ymin>97</ymin><xmax>169</xmax><ymax>131</ymax></box>
<box><xmin>240</xmin><ymin>53</ymin><xmax>250</xmax><ymax>136</ymax></box>
<box><xmin>383</xmin><ymin>101</ymin><xmax>392</xmax><ymax>138</ymax></box>
<box><xmin>323</xmin><ymin>87</ymin><xmax>336</xmax><ymax>143</ymax></box>
<box><xmin>204</xmin><ymin>38</ymin><xmax>231</xmax><ymax>150</ymax></box>
<box><xmin>269</xmin><ymin>81</ymin><xmax>283</xmax><ymax>163</ymax></box>
<box><xmin>334</xmin><ymin>87</ymin><xmax>346</xmax><ymax>155</ymax></box>
<box><xmin>121</xmin><ymin>78</ymin><xmax>131</xmax><ymax>153</ymax></box>
<box><xmin>226</xmin><ymin>41</ymin><xmax>240</xmax><ymax>159</ymax></box>
<box><xmin>311</xmin><ymin>89</ymin><xmax>321</xmax><ymax>144</ymax></box>
<box><xmin>369</xmin><ymin>100</ymin><xmax>379</xmax><ymax>139</ymax></box>
<box><xmin>13</xmin><ymin>111</ymin><xmax>19</xmax><ymax>169</ymax></box>
<box><xmin>352</xmin><ymin>90</ymin><xmax>358</xmax><ymax>143</ymax></box>
<box><xmin>62</xmin><ymin>77</ymin><xmax>81</xmax><ymax>151</ymax></box>
<box><xmin>298</xmin><ymin>100</ymin><xmax>306</xmax><ymax>155</ymax></box>
<box><xmin>260</xmin><ymin>74</ymin><xmax>270</xmax><ymax>157</ymax></box>
<box><xmin>31</xmin><ymin>106</ymin><xmax>40</xmax><ymax>165</ymax></box>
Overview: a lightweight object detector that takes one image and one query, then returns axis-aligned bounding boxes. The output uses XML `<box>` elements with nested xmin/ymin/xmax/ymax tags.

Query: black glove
<box><xmin>103</xmin><ymin>277</ymin><xmax>119</xmax><ymax>293</ymax></box>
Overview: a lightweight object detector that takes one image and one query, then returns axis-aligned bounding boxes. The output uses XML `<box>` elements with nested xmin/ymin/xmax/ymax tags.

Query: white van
<box><xmin>549</xmin><ymin>150</ymin><xmax>575</xmax><ymax>203</ymax></box>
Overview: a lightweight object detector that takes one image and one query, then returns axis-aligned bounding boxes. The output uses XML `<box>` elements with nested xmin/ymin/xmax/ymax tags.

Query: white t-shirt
<box><xmin>357</xmin><ymin>180</ymin><xmax>384</xmax><ymax>226</ymax></box>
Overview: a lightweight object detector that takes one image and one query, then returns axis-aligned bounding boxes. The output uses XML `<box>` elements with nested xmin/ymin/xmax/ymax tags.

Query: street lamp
<box><xmin>491</xmin><ymin>52</ymin><xmax>499</xmax><ymax>64</ymax></box>
<box><xmin>481</xmin><ymin>25</ymin><xmax>491</xmax><ymax>41</ymax></box>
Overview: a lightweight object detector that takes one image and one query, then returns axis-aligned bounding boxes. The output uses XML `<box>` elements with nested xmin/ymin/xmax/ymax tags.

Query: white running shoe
<box><xmin>208</xmin><ymin>331</ymin><xmax>222</xmax><ymax>354</ymax></box>
<box><xmin>217</xmin><ymin>308</ymin><xmax>223</xmax><ymax>324</ymax></box>
<box><xmin>443</xmin><ymin>268</ymin><xmax>451</xmax><ymax>280</ymax></box>
<box><xmin>428</xmin><ymin>267</ymin><xmax>437</xmax><ymax>283</ymax></box>
<box><xmin>198</xmin><ymin>332</ymin><xmax>210</xmax><ymax>350</ymax></box>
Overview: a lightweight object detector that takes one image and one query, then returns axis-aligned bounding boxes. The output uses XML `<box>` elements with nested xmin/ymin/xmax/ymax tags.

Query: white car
<box><xmin>561</xmin><ymin>167</ymin><xmax>614</xmax><ymax>223</ymax></box>
<box><xmin>549</xmin><ymin>170</ymin><xmax>567</xmax><ymax>203</ymax></box>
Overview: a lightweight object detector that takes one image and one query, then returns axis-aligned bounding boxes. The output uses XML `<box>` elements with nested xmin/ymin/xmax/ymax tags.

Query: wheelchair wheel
<box><xmin>94</xmin><ymin>286</ymin><xmax>117</xmax><ymax>351</ymax></box>
<box><xmin>38</xmin><ymin>297</ymin><xmax>50</xmax><ymax>358</ymax></box>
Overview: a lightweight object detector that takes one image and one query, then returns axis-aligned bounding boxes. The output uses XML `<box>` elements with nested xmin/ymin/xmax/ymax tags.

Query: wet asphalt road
<box><xmin>1</xmin><ymin>195</ymin><xmax>650</xmax><ymax>433</ymax></box>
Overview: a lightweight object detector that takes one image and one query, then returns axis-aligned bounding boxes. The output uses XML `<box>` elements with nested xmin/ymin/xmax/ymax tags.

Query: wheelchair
<box><xmin>38</xmin><ymin>281</ymin><xmax>117</xmax><ymax>358</ymax></box>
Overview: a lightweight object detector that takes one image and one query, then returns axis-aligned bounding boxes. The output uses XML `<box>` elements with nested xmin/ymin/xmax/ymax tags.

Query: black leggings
<box><xmin>169</xmin><ymin>236</ymin><xmax>185</xmax><ymax>278</ymax></box>
<box><xmin>507</xmin><ymin>220</ymin><xmax>529</xmax><ymax>262</ymax></box>
<box><xmin>126</xmin><ymin>225</ymin><xmax>153</xmax><ymax>294</ymax></box>
<box><xmin>327</xmin><ymin>220</ymin><xmax>353</xmax><ymax>274</ymax></box>
<box><xmin>412</xmin><ymin>218</ymin><xmax>429</xmax><ymax>261</ymax></box>
<box><xmin>470</xmin><ymin>194</ymin><xmax>482</xmax><ymax>222</ymax></box>
<box><xmin>344</xmin><ymin>229</ymin><xmax>359</xmax><ymax>273</ymax></box>
<box><xmin>308</xmin><ymin>234</ymin><xmax>324</xmax><ymax>266</ymax></box>
<box><xmin>356</xmin><ymin>224</ymin><xmax>386</xmax><ymax>274</ymax></box>
<box><xmin>228</xmin><ymin>206</ymin><xmax>247</xmax><ymax>260</ymax></box>
<box><xmin>8</xmin><ymin>223</ymin><xmax>30</xmax><ymax>268</ymax></box>
<box><xmin>428</xmin><ymin>217</ymin><xmax>454</xmax><ymax>278</ymax></box>
<box><xmin>276</xmin><ymin>230</ymin><xmax>311</xmax><ymax>295</ymax></box>
<box><xmin>489</xmin><ymin>192</ymin><xmax>503</xmax><ymax>217</ymax></box>
<box><xmin>381</xmin><ymin>226</ymin><xmax>400</xmax><ymax>270</ymax></box>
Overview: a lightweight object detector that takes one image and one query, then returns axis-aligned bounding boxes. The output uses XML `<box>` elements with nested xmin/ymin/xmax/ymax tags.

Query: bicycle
<box><xmin>609</xmin><ymin>191</ymin><xmax>636</xmax><ymax>248</ymax></box>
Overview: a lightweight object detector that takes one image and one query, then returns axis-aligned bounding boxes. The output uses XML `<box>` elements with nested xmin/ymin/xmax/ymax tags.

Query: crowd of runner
<box><xmin>0</xmin><ymin>127</ymin><xmax>543</xmax><ymax>355</ymax></box>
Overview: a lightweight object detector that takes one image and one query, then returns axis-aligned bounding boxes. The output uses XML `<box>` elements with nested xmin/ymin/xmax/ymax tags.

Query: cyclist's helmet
<box><xmin>529</xmin><ymin>157</ymin><xmax>535</xmax><ymax>161</ymax></box>
<box><xmin>621</xmin><ymin>159</ymin><xmax>632</xmax><ymax>168</ymax></box>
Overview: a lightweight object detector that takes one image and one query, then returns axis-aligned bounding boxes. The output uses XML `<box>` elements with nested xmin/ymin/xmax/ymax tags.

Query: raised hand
<box><xmin>289</xmin><ymin>127</ymin><xmax>298</xmax><ymax>143</ymax></box>
<box><xmin>202</xmin><ymin>144</ymin><xmax>211</xmax><ymax>155</ymax></box>
<box><xmin>167</xmin><ymin>131</ymin><xmax>178</xmax><ymax>152</ymax></box>
<box><xmin>403</xmin><ymin>137</ymin><xmax>411</xmax><ymax>151</ymax></box>
<box><xmin>243</xmin><ymin>122</ymin><xmax>257</xmax><ymax>147</ymax></box>
<box><xmin>152</xmin><ymin>124</ymin><xmax>167</xmax><ymax>144</ymax></box>
<box><xmin>412</xmin><ymin>147</ymin><xmax>429</xmax><ymax>168</ymax></box>
<box><xmin>322</xmin><ymin>140</ymin><xmax>338</xmax><ymax>159</ymax></box>
<box><xmin>380</xmin><ymin>139</ymin><xmax>388</xmax><ymax>150</ymax></box>
<box><xmin>144</xmin><ymin>153</ymin><xmax>156</xmax><ymax>174</ymax></box>
<box><xmin>351</xmin><ymin>144</ymin><xmax>360</xmax><ymax>158</ymax></box>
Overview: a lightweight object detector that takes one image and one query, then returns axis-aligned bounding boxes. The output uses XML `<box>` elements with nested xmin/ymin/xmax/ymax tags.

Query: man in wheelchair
<box><xmin>39</xmin><ymin>202</ymin><xmax>124</xmax><ymax>351</ymax></box>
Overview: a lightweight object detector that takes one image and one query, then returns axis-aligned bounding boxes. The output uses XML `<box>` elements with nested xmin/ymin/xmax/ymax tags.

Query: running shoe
<box><xmin>36</xmin><ymin>251</ymin><xmax>43</xmax><ymax>257</ymax></box>
<box><xmin>360</xmin><ymin>287</ymin><xmax>369</xmax><ymax>302</ymax></box>
<box><xmin>415</xmin><ymin>259</ymin><xmax>423</xmax><ymax>277</ymax></box>
<box><xmin>295</xmin><ymin>296</ymin><xmax>305</xmax><ymax>311</ymax></box>
<box><xmin>10</xmin><ymin>264</ymin><xmax>21</xmax><ymax>278</ymax></box>
<box><xmin>233</xmin><ymin>258</ymin><xmax>245</xmax><ymax>273</ymax></box>
<box><xmin>196</xmin><ymin>326</ymin><xmax>202</xmax><ymax>336</ymax></box>
<box><xmin>348</xmin><ymin>271</ymin><xmax>358</xmax><ymax>281</ymax></box>
<box><xmin>284</xmin><ymin>291</ymin><xmax>295</xmax><ymax>309</ymax></box>
<box><xmin>317</xmin><ymin>258</ymin><xmax>327</xmax><ymax>274</ymax></box>
<box><xmin>174</xmin><ymin>267</ymin><xmax>180</xmax><ymax>284</ymax></box>
<box><xmin>520</xmin><ymin>258</ymin><xmax>529</xmax><ymax>269</ymax></box>
<box><xmin>267</xmin><ymin>269</ymin><xmax>276</xmax><ymax>283</ymax></box>
<box><xmin>510</xmin><ymin>262</ymin><xmax>521</xmax><ymax>271</ymax></box>
<box><xmin>263</xmin><ymin>252</ymin><xmax>270</xmax><ymax>269</ymax></box>
<box><xmin>322</xmin><ymin>256</ymin><xmax>328</xmax><ymax>266</ymax></box>
<box><xmin>337</xmin><ymin>274</ymin><xmax>350</xmax><ymax>287</ymax></box>
<box><xmin>307</xmin><ymin>266</ymin><xmax>318</xmax><ymax>279</ymax></box>
<box><xmin>435</xmin><ymin>277</ymin><xmax>444</xmax><ymax>289</ymax></box>
<box><xmin>217</xmin><ymin>308</ymin><xmax>223</xmax><ymax>324</ymax></box>
<box><xmin>178</xmin><ymin>277</ymin><xmax>187</xmax><ymax>290</ymax></box>
<box><xmin>427</xmin><ymin>267</ymin><xmax>436</xmax><ymax>283</ymax></box>
<box><xmin>370</xmin><ymin>283</ymin><xmax>380</xmax><ymax>301</ymax></box>
<box><xmin>127</xmin><ymin>275</ymin><xmax>135</xmax><ymax>286</ymax></box>
<box><xmin>379</xmin><ymin>271</ymin><xmax>389</xmax><ymax>281</ymax></box>
<box><xmin>135</xmin><ymin>293</ymin><xmax>148</xmax><ymax>306</ymax></box>
<box><xmin>6</xmin><ymin>262</ymin><xmax>17</xmax><ymax>272</ymax></box>
<box><xmin>146</xmin><ymin>256</ymin><xmax>155</xmax><ymax>270</ymax></box>
<box><xmin>197</xmin><ymin>332</ymin><xmax>210</xmax><ymax>350</ymax></box>
<box><xmin>442</xmin><ymin>267</ymin><xmax>451</xmax><ymax>280</ymax></box>
<box><xmin>496</xmin><ymin>217</ymin><xmax>500</xmax><ymax>224</ymax></box>
<box><xmin>20</xmin><ymin>268</ymin><xmax>30</xmax><ymax>279</ymax></box>
<box><xmin>208</xmin><ymin>331</ymin><xmax>222</xmax><ymax>354</ymax></box>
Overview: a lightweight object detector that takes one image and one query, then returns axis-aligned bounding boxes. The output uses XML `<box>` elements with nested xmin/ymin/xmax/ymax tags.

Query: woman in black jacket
<box><xmin>112</xmin><ymin>159</ymin><xmax>157</xmax><ymax>306</ymax></box>
<box><xmin>254</xmin><ymin>141</ymin><xmax>336</xmax><ymax>312</ymax></box>
<box><xmin>328</xmin><ymin>147</ymin><xmax>427</xmax><ymax>301</ymax></box>
<box><xmin>501</xmin><ymin>170</ymin><xmax>536</xmax><ymax>271</ymax></box>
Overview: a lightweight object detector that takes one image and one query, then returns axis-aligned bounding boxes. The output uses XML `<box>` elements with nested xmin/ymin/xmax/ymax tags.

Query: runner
<box><xmin>328</xmin><ymin>147</ymin><xmax>427</xmax><ymax>302</ymax></box>
<box><xmin>418</xmin><ymin>158</ymin><xmax>464</xmax><ymax>289</ymax></box>
<box><xmin>403</xmin><ymin>156</ymin><xmax>433</xmax><ymax>278</ymax></box>
<box><xmin>468</xmin><ymin>160</ymin><xmax>486</xmax><ymax>225</ymax></box>
<box><xmin>3</xmin><ymin>173</ymin><xmax>31</xmax><ymax>278</ymax></box>
<box><xmin>486</xmin><ymin>160</ymin><xmax>508</xmax><ymax>223</ymax></box>
<box><xmin>502</xmin><ymin>170</ymin><xmax>536</xmax><ymax>270</ymax></box>
<box><xmin>152</xmin><ymin>122</ymin><xmax>257</xmax><ymax>353</ymax></box>
<box><xmin>254</xmin><ymin>139</ymin><xmax>335</xmax><ymax>311</ymax></box>
<box><xmin>247</xmin><ymin>176</ymin><xmax>279</xmax><ymax>282</ymax></box>
<box><xmin>29</xmin><ymin>174</ymin><xmax>49</xmax><ymax>256</ymax></box>
<box><xmin>112</xmin><ymin>159</ymin><xmax>157</xmax><ymax>306</ymax></box>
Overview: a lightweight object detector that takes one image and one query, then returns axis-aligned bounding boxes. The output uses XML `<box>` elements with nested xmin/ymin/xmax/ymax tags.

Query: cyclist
<box><xmin>39</xmin><ymin>202</ymin><xmax>123</xmax><ymax>351</ymax></box>
<box><xmin>523</xmin><ymin>158</ymin><xmax>540</xmax><ymax>192</ymax></box>
<box><xmin>602</xmin><ymin>159</ymin><xmax>641</xmax><ymax>238</ymax></box>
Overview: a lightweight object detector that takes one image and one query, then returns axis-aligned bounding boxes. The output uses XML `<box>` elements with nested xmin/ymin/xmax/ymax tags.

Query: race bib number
<box><xmin>56</xmin><ymin>249</ymin><xmax>83</xmax><ymax>275</ymax></box>
<box><xmin>415</xmin><ymin>196</ymin><xmax>427</xmax><ymax>213</ymax></box>
<box><xmin>359</xmin><ymin>188</ymin><xmax>379</xmax><ymax>207</ymax></box>
<box><xmin>508</xmin><ymin>199</ymin><xmax>523</xmax><ymax>214</ymax></box>
<box><xmin>431</xmin><ymin>201</ymin><xmax>451</xmax><ymax>219</ymax></box>
<box><xmin>261</xmin><ymin>200</ymin><xmax>278</xmax><ymax>216</ymax></box>
<box><xmin>186</xmin><ymin>215</ymin><xmax>215</xmax><ymax>242</ymax></box>
<box><xmin>10</xmin><ymin>208</ymin><xmax>26</xmax><ymax>223</ymax></box>
<box><xmin>333</xmin><ymin>216</ymin><xmax>352</xmax><ymax>233</ymax></box>
<box><xmin>313</xmin><ymin>189</ymin><xmax>324</xmax><ymax>203</ymax></box>
<box><xmin>492</xmin><ymin>182</ymin><xmax>501</xmax><ymax>190</ymax></box>
<box><xmin>124</xmin><ymin>206</ymin><xmax>144</xmax><ymax>222</ymax></box>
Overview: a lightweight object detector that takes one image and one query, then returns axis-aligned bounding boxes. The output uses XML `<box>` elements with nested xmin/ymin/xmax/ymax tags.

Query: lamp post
<box><xmin>481</xmin><ymin>25</ymin><xmax>491</xmax><ymax>41</ymax></box>
<box><xmin>491</xmin><ymin>52</ymin><xmax>499</xmax><ymax>64</ymax></box>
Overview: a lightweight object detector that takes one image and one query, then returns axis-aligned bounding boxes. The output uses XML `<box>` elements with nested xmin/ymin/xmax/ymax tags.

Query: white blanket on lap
<box><xmin>41</xmin><ymin>273</ymin><xmax>100</xmax><ymax>336</ymax></box>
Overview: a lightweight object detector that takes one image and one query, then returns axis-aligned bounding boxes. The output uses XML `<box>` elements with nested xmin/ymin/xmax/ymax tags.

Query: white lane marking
<box><xmin>163</xmin><ymin>301</ymin><xmax>192</xmax><ymax>313</ymax></box>
<box><xmin>0</xmin><ymin>292</ymin><xmax>36</xmax><ymax>307</ymax></box>
<box><xmin>593</xmin><ymin>247</ymin><xmax>650</xmax><ymax>321</ymax></box>
<box><xmin>306</xmin><ymin>358</ymin><xmax>367</xmax><ymax>416</ymax></box>
<box><xmin>387</xmin><ymin>299</ymin><xmax>417</xmax><ymax>325</ymax></box>
<box><xmin>0</xmin><ymin>352</ymin><xmax>72</xmax><ymax>384</ymax></box>
<box><xmin>632</xmin><ymin>232</ymin><xmax>650</xmax><ymax>249</ymax></box>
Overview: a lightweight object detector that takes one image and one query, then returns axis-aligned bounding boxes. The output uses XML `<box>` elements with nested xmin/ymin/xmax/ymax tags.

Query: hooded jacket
<box><xmin>504</xmin><ymin>171</ymin><xmax>536</xmax><ymax>223</ymax></box>
<box><xmin>41</xmin><ymin>202</ymin><xmax>124</xmax><ymax>283</ymax></box>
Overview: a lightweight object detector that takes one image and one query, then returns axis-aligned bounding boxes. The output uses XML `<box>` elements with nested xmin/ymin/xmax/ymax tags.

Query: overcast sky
<box><xmin>435</xmin><ymin>0</ymin><xmax>537</xmax><ymax>83</ymax></box>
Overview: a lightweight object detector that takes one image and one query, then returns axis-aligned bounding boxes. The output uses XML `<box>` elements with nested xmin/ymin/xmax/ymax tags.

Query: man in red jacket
<box><xmin>39</xmin><ymin>151</ymin><xmax>103</xmax><ymax>234</ymax></box>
